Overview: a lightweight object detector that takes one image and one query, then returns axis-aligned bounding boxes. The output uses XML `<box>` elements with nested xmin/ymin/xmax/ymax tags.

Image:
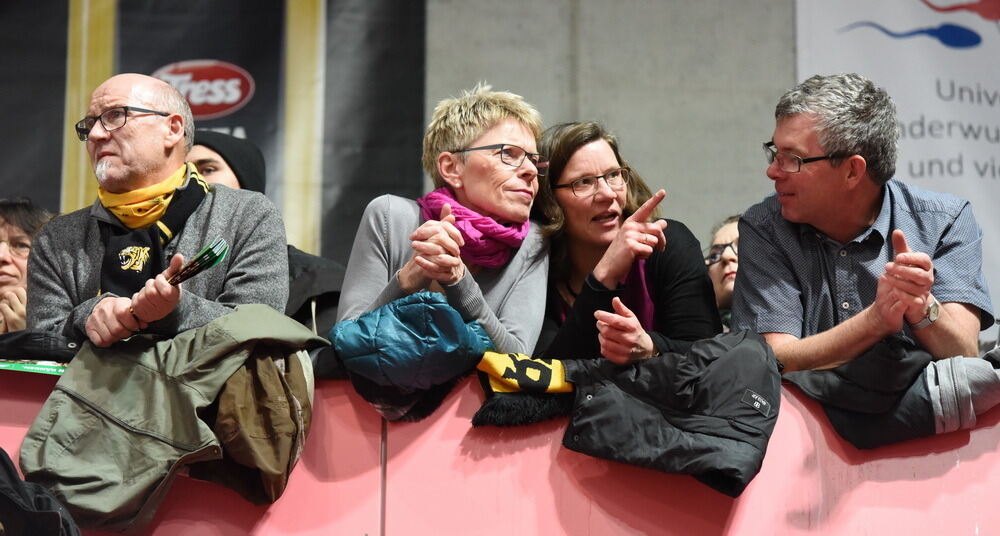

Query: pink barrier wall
<box><xmin>2</xmin><ymin>372</ymin><xmax>998</xmax><ymax>535</ymax></box>
<box><xmin>0</xmin><ymin>372</ymin><xmax>382</xmax><ymax>536</ymax></box>
<box><xmin>385</xmin><ymin>379</ymin><xmax>1000</xmax><ymax>535</ymax></box>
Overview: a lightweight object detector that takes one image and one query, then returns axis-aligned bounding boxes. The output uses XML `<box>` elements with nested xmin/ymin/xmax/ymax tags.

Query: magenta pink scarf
<box><xmin>416</xmin><ymin>187</ymin><xmax>531</xmax><ymax>269</ymax></box>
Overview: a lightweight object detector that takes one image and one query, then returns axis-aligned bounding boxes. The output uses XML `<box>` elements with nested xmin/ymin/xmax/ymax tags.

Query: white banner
<box><xmin>797</xmin><ymin>0</ymin><xmax>1000</xmax><ymax>342</ymax></box>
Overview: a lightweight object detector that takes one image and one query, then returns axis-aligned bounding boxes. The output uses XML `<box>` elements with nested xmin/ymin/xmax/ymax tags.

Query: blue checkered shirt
<box><xmin>731</xmin><ymin>180</ymin><xmax>995</xmax><ymax>339</ymax></box>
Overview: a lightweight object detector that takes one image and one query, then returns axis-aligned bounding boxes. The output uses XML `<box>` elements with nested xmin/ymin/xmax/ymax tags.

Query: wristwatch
<box><xmin>911</xmin><ymin>296</ymin><xmax>940</xmax><ymax>330</ymax></box>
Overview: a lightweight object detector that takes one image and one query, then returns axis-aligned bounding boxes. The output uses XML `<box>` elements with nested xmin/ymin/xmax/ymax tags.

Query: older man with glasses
<box><xmin>731</xmin><ymin>73</ymin><xmax>998</xmax><ymax>446</ymax></box>
<box><xmin>27</xmin><ymin>73</ymin><xmax>289</xmax><ymax>347</ymax></box>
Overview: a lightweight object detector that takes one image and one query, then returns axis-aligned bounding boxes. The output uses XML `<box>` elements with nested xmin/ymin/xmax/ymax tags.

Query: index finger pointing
<box><xmin>626</xmin><ymin>189</ymin><xmax>666</xmax><ymax>223</ymax></box>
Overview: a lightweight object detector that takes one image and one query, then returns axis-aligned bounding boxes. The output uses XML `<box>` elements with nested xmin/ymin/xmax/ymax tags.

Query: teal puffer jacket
<box><xmin>332</xmin><ymin>291</ymin><xmax>493</xmax><ymax>391</ymax></box>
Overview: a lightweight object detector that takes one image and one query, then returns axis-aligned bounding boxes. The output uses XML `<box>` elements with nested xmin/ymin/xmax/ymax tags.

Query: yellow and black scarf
<box><xmin>472</xmin><ymin>352</ymin><xmax>576</xmax><ymax>427</ymax></box>
<box><xmin>476</xmin><ymin>351</ymin><xmax>572</xmax><ymax>394</ymax></box>
<box><xmin>98</xmin><ymin>163</ymin><xmax>208</xmax><ymax>296</ymax></box>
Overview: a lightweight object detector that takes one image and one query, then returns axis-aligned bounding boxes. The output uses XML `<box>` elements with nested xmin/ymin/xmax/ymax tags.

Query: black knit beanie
<box><xmin>192</xmin><ymin>130</ymin><xmax>267</xmax><ymax>194</ymax></box>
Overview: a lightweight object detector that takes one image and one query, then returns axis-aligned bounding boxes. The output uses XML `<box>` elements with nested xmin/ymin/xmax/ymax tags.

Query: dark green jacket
<box><xmin>19</xmin><ymin>304</ymin><xmax>327</xmax><ymax>532</ymax></box>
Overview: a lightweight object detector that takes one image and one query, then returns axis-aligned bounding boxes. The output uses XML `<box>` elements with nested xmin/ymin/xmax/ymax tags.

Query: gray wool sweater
<box><xmin>27</xmin><ymin>184</ymin><xmax>289</xmax><ymax>342</ymax></box>
<box><xmin>337</xmin><ymin>194</ymin><xmax>549</xmax><ymax>354</ymax></box>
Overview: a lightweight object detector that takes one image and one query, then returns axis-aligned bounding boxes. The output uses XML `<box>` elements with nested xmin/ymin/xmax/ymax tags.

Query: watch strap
<box><xmin>911</xmin><ymin>296</ymin><xmax>940</xmax><ymax>330</ymax></box>
<box><xmin>912</xmin><ymin>314</ymin><xmax>934</xmax><ymax>330</ymax></box>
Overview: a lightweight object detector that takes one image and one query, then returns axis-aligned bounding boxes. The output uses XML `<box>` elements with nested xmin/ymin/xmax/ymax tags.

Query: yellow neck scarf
<box><xmin>97</xmin><ymin>164</ymin><xmax>190</xmax><ymax>229</ymax></box>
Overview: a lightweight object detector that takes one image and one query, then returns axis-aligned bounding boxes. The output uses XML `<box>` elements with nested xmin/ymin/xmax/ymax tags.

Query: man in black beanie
<box><xmin>190</xmin><ymin>130</ymin><xmax>346</xmax><ymax>342</ymax></box>
<box><xmin>189</xmin><ymin>130</ymin><xmax>267</xmax><ymax>194</ymax></box>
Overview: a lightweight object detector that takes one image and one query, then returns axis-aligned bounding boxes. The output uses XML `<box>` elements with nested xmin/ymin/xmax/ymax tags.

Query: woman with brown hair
<box><xmin>532</xmin><ymin>122</ymin><xmax>721</xmax><ymax>362</ymax></box>
<box><xmin>0</xmin><ymin>198</ymin><xmax>53</xmax><ymax>333</ymax></box>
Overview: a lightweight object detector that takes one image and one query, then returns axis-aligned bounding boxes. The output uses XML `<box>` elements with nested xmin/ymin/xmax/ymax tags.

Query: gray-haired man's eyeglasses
<box><xmin>763</xmin><ymin>141</ymin><xmax>844</xmax><ymax>173</ymax></box>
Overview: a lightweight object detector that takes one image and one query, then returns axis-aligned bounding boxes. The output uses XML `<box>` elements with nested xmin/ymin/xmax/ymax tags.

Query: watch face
<box><xmin>928</xmin><ymin>299</ymin><xmax>940</xmax><ymax>322</ymax></box>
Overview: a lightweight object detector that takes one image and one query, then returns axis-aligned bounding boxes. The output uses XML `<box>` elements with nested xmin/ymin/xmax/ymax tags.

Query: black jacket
<box><xmin>782</xmin><ymin>335</ymin><xmax>936</xmax><ymax>449</ymax></box>
<box><xmin>285</xmin><ymin>245</ymin><xmax>345</xmax><ymax>336</ymax></box>
<box><xmin>561</xmin><ymin>330</ymin><xmax>780</xmax><ymax>497</ymax></box>
<box><xmin>536</xmin><ymin>219</ymin><xmax>722</xmax><ymax>358</ymax></box>
<box><xmin>0</xmin><ymin>448</ymin><xmax>80</xmax><ymax>536</ymax></box>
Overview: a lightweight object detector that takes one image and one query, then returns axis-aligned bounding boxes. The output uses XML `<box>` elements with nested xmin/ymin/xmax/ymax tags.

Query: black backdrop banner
<box><xmin>322</xmin><ymin>0</ymin><xmax>426</xmax><ymax>262</ymax></box>
<box><xmin>0</xmin><ymin>0</ymin><xmax>426</xmax><ymax>263</ymax></box>
<box><xmin>118</xmin><ymin>0</ymin><xmax>284</xmax><ymax>201</ymax></box>
<box><xmin>0</xmin><ymin>1</ymin><xmax>69</xmax><ymax>213</ymax></box>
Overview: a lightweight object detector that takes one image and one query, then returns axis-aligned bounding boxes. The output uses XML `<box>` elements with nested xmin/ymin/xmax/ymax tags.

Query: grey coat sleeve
<box><xmin>337</xmin><ymin>195</ymin><xmax>548</xmax><ymax>354</ymax></box>
<box><xmin>336</xmin><ymin>195</ymin><xmax>412</xmax><ymax>323</ymax></box>
<box><xmin>155</xmin><ymin>193</ymin><xmax>289</xmax><ymax>335</ymax></box>
<box><xmin>26</xmin><ymin>219</ymin><xmax>105</xmax><ymax>339</ymax></box>
<box><xmin>442</xmin><ymin>234</ymin><xmax>548</xmax><ymax>354</ymax></box>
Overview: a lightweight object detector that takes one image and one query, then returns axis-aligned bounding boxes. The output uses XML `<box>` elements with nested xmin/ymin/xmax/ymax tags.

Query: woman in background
<box><xmin>533</xmin><ymin>122</ymin><xmax>720</xmax><ymax>363</ymax></box>
<box><xmin>0</xmin><ymin>199</ymin><xmax>53</xmax><ymax>333</ymax></box>
<box><xmin>705</xmin><ymin>215</ymin><xmax>739</xmax><ymax>331</ymax></box>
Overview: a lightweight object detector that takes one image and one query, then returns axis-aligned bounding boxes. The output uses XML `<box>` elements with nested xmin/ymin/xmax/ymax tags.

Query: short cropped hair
<box><xmin>422</xmin><ymin>83</ymin><xmax>543</xmax><ymax>187</ymax></box>
<box><xmin>0</xmin><ymin>198</ymin><xmax>54</xmax><ymax>237</ymax></box>
<box><xmin>776</xmin><ymin>73</ymin><xmax>898</xmax><ymax>185</ymax></box>
<box><xmin>533</xmin><ymin>121</ymin><xmax>659</xmax><ymax>286</ymax></box>
<box><xmin>136</xmin><ymin>81</ymin><xmax>195</xmax><ymax>153</ymax></box>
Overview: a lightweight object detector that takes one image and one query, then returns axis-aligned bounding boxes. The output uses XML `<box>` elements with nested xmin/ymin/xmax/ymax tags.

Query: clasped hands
<box><xmin>84</xmin><ymin>254</ymin><xmax>184</xmax><ymax>347</ymax></box>
<box><xmin>399</xmin><ymin>193</ymin><xmax>669</xmax><ymax>364</ymax></box>
<box><xmin>399</xmin><ymin>204</ymin><xmax>466</xmax><ymax>292</ymax></box>
<box><xmin>871</xmin><ymin>229</ymin><xmax>936</xmax><ymax>335</ymax></box>
<box><xmin>0</xmin><ymin>287</ymin><xmax>27</xmax><ymax>334</ymax></box>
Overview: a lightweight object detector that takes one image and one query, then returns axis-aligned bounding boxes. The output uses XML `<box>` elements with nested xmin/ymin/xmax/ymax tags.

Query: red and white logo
<box><xmin>152</xmin><ymin>60</ymin><xmax>255</xmax><ymax>120</ymax></box>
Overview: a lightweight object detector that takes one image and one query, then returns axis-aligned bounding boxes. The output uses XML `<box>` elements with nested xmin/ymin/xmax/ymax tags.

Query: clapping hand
<box><xmin>885</xmin><ymin>230</ymin><xmax>935</xmax><ymax>324</ymax></box>
<box><xmin>871</xmin><ymin>230</ymin><xmax>935</xmax><ymax>335</ymax></box>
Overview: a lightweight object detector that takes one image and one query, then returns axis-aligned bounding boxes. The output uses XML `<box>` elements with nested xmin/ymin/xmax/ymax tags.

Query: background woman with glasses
<box><xmin>0</xmin><ymin>199</ymin><xmax>53</xmax><ymax>333</ymax></box>
<box><xmin>532</xmin><ymin>122</ymin><xmax>721</xmax><ymax>363</ymax></box>
<box><xmin>705</xmin><ymin>214</ymin><xmax>740</xmax><ymax>331</ymax></box>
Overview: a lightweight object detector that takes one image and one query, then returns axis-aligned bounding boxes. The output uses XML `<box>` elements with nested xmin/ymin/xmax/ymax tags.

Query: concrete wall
<box><xmin>427</xmin><ymin>0</ymin><xmax>796</xmax><ymax>244</ymax></box>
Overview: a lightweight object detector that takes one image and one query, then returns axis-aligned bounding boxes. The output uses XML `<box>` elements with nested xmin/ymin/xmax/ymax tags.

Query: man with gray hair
<box><xmin>27</xmin><ymin>73</ymin><xmax>289</xmax><ymax>347</ymax></box>
<box><xmin>732</xmin><ymin>73</ymin><xmax>994</xmax><ymax>373</ymax></box>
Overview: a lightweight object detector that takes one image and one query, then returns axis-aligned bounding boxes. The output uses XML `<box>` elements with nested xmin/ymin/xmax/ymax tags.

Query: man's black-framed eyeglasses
<box><xmin>75</xmin><ymin>106</ymin><xmax>170</xmax><ymax>141</ymax></box>
<box><xmin>551</xmin><ymin>167</ymin><xmax>630</xmax><ymax>198</ymax></box>
<box><xmin>704</xmin><ymin>241</ymin><xmax>738</xmax><ymax>265</ymax></box>
<box><xmin>452</xmin><ymin>143</ymin><xmax>548</xmax><ymax>175</ymax></box>
<box><xmin>763</xmin><ymin>141</ymin><xmax>843</xmax><ymax>173</ymax></box>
